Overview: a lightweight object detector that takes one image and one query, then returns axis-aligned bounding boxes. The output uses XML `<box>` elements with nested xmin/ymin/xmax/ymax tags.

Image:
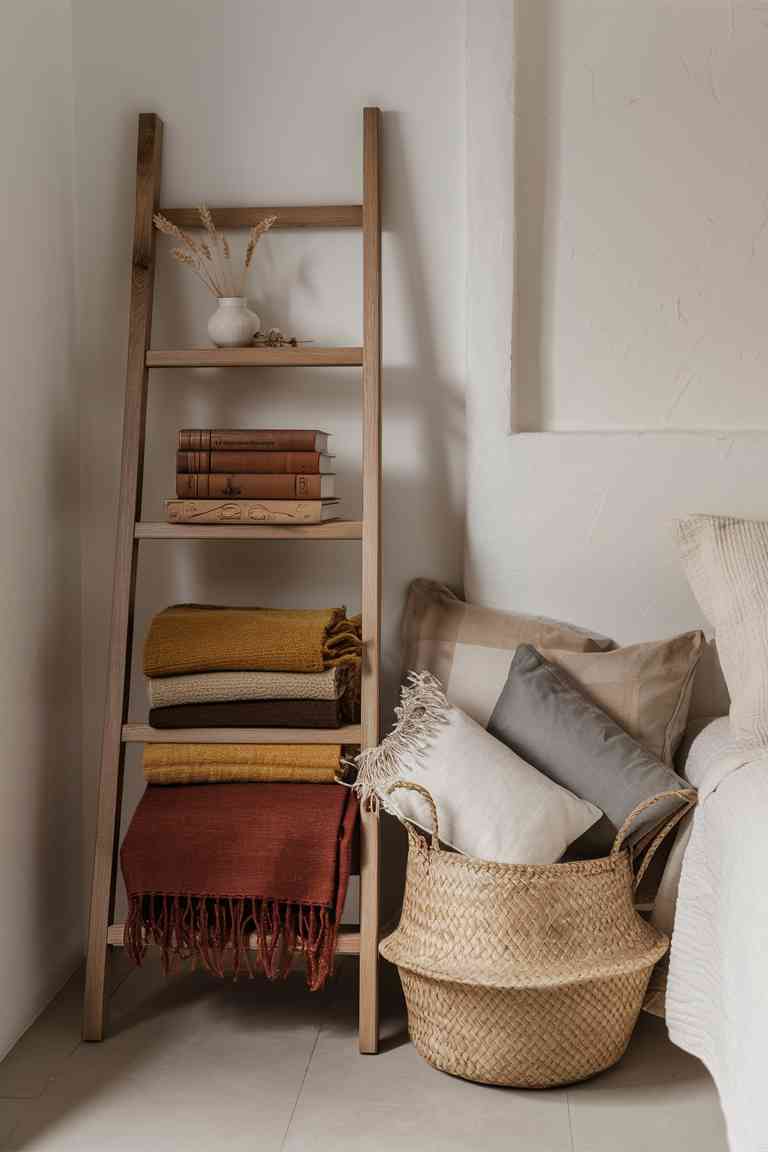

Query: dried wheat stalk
<box><xmin>170</xmin><ymin>248</ymin><xmax>220</xmax><ymax>297</ymax></box>
<box><xmin>239</xmin><ymin>215</ymin><xmax>277</xmax><ymax>296</ymax></box>
<box><xmin>153</xmin><ymin>205</ymin><xmax>277</xmax><ymax>300</ymax></box>
<box><xmin>221</xmin><ymin>233</ymin><xmax>235</xmax><ymax>297</ymax></box>
<box><xmin>196</xmin><ymin>203</ymin><xmax>229</xmax><ymax>295</ymax></box>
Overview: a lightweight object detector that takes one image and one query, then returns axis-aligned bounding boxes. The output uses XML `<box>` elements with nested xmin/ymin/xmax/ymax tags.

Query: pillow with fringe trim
<box><xmin>354</xmin><ymin>672</ymin><xmax>601</xmax><ymax>865</ymax></box>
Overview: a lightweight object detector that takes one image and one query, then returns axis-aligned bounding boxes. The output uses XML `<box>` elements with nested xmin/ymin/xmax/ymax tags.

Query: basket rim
<box><xmin>403</xmin><ymin>827</ymin><xmax>634</xmax><ymax>879</ymax></box>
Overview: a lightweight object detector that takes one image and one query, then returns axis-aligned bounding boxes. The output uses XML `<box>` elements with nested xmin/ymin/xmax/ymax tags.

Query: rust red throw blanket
<box><xmin>121</xmin><ymin>782</ymin><xmax>357</xmax><ymax>990</ymax></box>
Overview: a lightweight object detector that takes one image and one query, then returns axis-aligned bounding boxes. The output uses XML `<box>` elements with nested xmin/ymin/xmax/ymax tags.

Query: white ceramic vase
<box><xmin>207</xmin><ymin>297</ymin><xmax>260</xmax><ymax>348</ymax></box>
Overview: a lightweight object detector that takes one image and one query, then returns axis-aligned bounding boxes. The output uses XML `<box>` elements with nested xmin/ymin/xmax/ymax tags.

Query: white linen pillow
<box><xmin>677</xmin><ymin>514</ymin><xmax>768</xmax><ymax>743</ymax></box>
<box><xmin>354</xmin><ymin>673</ymin><xmax>602</xmax><ymax>865</ymax></box>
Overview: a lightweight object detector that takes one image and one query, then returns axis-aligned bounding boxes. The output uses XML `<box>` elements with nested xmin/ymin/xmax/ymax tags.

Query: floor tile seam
<box><xmin>0</xmin><ymin>1104</ymin><xmax>25</xmax><ymax>1152</ymax></box>
<box><xmin>566</xmin><ymin>1089</ymin><xmax>576</xmax><ymax>1152</ymax></box>
<box><xmin>278</xmin><ymin>1025</ymin><xmax>322</xmax><ymax>1152</ymax></box>
<box><xmin>0</xmin><ymin>1035</ymin><xmax>83</xmax><ymax>1104</ymax></box>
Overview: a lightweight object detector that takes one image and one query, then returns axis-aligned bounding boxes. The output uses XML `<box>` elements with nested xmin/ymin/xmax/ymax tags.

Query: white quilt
<box><xmin>666</xmin><ymin>718</ymin><xmax>768</xmax><ymax>1152</ymax></box>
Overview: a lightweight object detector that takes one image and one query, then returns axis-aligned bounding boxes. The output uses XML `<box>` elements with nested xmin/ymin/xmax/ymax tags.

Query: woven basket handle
<box><xmin>382</xmin><ymin>779</ymin><xmax>441</xmax><ymax>851</ymax></box>
<box><xmin>611</xmin><ymin>788</ymin><xmax>697</xmax><ymax>891</ymax></box>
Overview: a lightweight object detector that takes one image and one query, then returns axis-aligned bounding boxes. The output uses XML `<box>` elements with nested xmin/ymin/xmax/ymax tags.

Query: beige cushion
<box><xmin>684</xmin><ymin>639</ymin><xmax>730</xmax><ymax>742</ymax></box>
<box><xmin>678</xmin><ymin>513</ymin><xmax>768</xmax><ymax>742</ymax></box>
<box><xmin>541</xmin><ymin>632</ymin><xmax>704</xmax><ymax>766</ymax></box>
<box><xmin>401</xmin><ymin>579</ymin><xmax>614</xmax><ymax>724</ymax></box>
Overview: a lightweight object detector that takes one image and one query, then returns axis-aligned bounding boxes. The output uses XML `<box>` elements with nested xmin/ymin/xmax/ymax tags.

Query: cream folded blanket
<box><xmin>143</xmin><ymin>742</ymin><xmax>342</xmax><ymax>785</ymax></box>
<box><xmin>146</xmin><ymin>667</ymin><xmax>349</xmax><ymax>709</ymax></box>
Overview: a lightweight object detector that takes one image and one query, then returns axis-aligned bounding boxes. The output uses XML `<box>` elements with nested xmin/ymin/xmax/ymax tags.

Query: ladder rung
<box><xmin>107</xmin><ymin>922</ymin><xmax>362</xmax><ymax>955</ymax></box>
<box><xmin>146</xmin><ymin>346</ymin><xmax>363</xmax><ymax>368</ymax></box>
<box><xmin>159</xmin><ymin>205</ymin><xmax>362</xmax><ymax>230</ymax></box>
<box><xmin>122</xmin><ymin>724</ymin><xmax>362</xmax><ymax>744</ymax></box>
<box><xmin>134</xmin><ymin>520</ymin><xmax>363</xmax><ymax>541</ymax></box>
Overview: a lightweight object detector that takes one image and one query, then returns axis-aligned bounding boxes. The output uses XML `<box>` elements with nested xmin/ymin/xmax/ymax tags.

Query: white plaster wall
<box><xmin>466</xmin><ymin>1</ymin><xmax>768</xmax><ymax>652</ymax></box>
<box><xmin>0</xmin><ymin>2</ymin><xmax>82</xmax><ymax>1057</ymax></box>
<box><xmin>71</xmin><ymin>0</ymin><xmax>466</xmax><ymax>907</ymax></box>
<box><xmin>515</xmin><ymin>0</ymin><xmax>768</xmax><ymax>433</ymax></box>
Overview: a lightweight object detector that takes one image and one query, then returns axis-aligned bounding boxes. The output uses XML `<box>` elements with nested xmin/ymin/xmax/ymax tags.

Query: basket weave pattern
<box><xmin>381</xmin><ymin>781</ymin><xmax>696</xmax><ymax>1088</ymax></box>
<box><xmin>401</xmin><ymin>970</ymin><xmax>650</xmax><ymax>1088</ymax></box>
<box><xmin>383</xmin><ymin>835</ymin><xmax>667</xmax><ymax>987</ymax></box>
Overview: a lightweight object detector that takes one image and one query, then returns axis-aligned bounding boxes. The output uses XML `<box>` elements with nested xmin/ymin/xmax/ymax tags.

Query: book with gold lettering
<box><xmin>176</xmin><ymin>450</ymin><xmax>335</xmax><ymax>474</ymax></box>
<box><xmin>178</xmin><ymin>429</ymin><xmax>330</xmax><ymax>452</ymax></box>
<box><xmin>176</xmin><ymin>472</ymin><xmax>335</xmax><ymax>499</ymax></box>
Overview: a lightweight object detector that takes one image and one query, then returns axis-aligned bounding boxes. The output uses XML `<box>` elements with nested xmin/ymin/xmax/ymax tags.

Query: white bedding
<box><xmin>666</xmin><ymin>717</ymin><xmax>768</xmax><ymax>1152</ymax></box>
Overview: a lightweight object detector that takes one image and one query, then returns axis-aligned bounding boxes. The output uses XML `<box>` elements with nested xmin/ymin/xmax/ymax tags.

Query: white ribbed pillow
<box><xmin>677</xmin><ymin>514</ymin><xmax>768</xmax><ymax>743</ymax></box>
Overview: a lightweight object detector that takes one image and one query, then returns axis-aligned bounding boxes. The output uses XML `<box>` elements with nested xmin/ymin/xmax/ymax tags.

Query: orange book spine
<box><xmin>178</xmin><ymin>429</ymin><xmax>327</xmax><ymax>451</ymax></box>
<box><xmin>176</xmin><ymin>473</ymin><xmax>326</xmax><ymax>499</ymax></box>
<box><xmin>176</xmin><ymin>450</ymin><xmax>329</xmax><ymax>474</ymax></box>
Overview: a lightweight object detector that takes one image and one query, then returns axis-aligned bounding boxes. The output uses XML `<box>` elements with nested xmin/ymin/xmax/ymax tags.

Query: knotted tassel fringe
<box><xmin>322</xmin><ymin>609</ymin><xmax>363</xmax><ymax>669</ymax></box>
<box><xmin>353</xmin><ymin>670</ymin><xmax>450</xmax><ymax>810</ymax></box>
<box><xmin>124</xmin><ymin>894</ymin><xmax>336</xmax><ymax>991</ymax></box>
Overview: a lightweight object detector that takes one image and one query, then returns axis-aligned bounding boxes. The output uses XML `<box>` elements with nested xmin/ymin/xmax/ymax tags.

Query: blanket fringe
<box><xmin>322</xmin><ymin>610</ymin><xmax>363</xmax><ymax>670</ymax></box>
<box><xmin>352</xmin><ymin>670</ymin><xmax>450</xmax><ymax>809</ymax></box>
<box><xmin>124</xmin><ymin>894</ymin><xmax>336</xmax><ymax>990</ymax></box>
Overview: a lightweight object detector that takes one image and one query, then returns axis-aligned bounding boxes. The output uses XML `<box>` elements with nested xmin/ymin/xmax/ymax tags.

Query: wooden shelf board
<box><xmin>122</xmin><ymin>723</ymin><xmax>362</xmax><ymax>744</ymax></box>
<box><xmin>159</xmin><ymin>205</ymin><xmax>362</xmax><ymax>230</ymax></box>
<box><xmin>135</xmin><ymin>520</ymin><xmax>362</xmax><ymax>541</ymax></box>
<box><xmin>107</xmin><ymin>923</ymin><xmax>361</xmax><ymax>956</ymax></box>
<box><xmin>146</xmin><ymin>347</ymin><xmax>363</xmax><ymax>368</ymax></box>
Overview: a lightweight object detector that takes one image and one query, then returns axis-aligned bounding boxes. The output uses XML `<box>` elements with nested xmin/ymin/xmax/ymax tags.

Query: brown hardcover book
<box><xmin>178</xmin><ymin>429</ymin><xmax>330</xmax><ymax>452</ymax></box>
<box><xmin>176</xmin><ymin>450</ymin><xmax>335</xmax><ymax>475</ymax></box>
<box><xmin>176</xmin><ymin>473</ymin><xmax>335</xmax><ymax>499</ymax></box>
<box><xmin>165</xmin><ymin>498</ymin><xmax>340</xmax><ymax>525</ymax></box>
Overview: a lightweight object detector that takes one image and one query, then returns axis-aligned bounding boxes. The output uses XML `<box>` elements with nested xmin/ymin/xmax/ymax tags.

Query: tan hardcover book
<box><xmin>176</xmin><ymin>450</ymin><xmax>335</xmax><ymax>474</ymax></box>
<box><xmin>165</xmin><ymin>498</ymin><xmax>341</xmax><ymax>525</ymax></box>
<box><xmin>176</xmin><ymin>473</ymin><xmax>335</xmax><ymax>499</ymax></box>
<box><xmin>178</xmin><ymin>429</ymin><xmax>330</xmax><ymax>452</ymax></box>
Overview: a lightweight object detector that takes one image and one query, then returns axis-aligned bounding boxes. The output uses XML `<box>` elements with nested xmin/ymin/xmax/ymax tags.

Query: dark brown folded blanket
<box><xmin>121</xmin><ymin>782</ymin><xmax>358</xmax><ymax>990</ymax></box>
<box><xmin>148</xmin><ymin>697</ymin><xmax>344</xmax><ymax>729</ymax></box>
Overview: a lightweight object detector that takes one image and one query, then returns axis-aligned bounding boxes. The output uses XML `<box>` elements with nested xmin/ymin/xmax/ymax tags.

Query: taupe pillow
<box><xmin>487</xmin><ymin>645</ymin><xmax>691</xmax><ymax>853</ymax></box>
<box><xmin>540</xmin><ymin>631</ymin><xmax>703</xmax><ymax>766</ymax></box>
<box><xmin>401</xmin><ymin>579</ymin><xmax>614</xmax><ymax>725</ymax></box>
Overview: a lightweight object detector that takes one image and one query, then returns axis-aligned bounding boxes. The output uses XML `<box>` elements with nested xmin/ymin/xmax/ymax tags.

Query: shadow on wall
<box><xmin>30</xmin><ymin>375</ymin><xmax>83</xmax><ymax>988</ymax></box>
<box><xmin>512</xmin><ymin>0</ymin><xmax>557</xmax><ymax>433</ymax></box>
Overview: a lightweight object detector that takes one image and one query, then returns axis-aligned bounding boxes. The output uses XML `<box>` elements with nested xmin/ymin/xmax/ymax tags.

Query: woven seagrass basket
<box><xmin>380</xmin><ymin>780</ymin><xmax>696</xmax><ymax>1089</ymax></box>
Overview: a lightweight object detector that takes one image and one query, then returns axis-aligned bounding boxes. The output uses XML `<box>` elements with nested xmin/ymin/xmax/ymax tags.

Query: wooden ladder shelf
<box><xmin>83</xmin><ymin>109</ymin><xmax>382</xmax><ymax>1053</ymax></box>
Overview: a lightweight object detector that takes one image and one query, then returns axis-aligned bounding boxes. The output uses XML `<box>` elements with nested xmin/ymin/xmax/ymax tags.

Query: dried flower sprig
<box><xmin>252</xmin><ymin>327</ymin><xmax>308</xmax><ymax>348</ymax></box>
<box><xmin>153</xmin><ymin>205</ymin><xmax>277</xmax><ymax>299</ymax></box>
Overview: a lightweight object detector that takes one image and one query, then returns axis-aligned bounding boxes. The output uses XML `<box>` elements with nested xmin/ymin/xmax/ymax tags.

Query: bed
<box><xmin>654</xmin><ymin>715</ymin><xmax>768</xmax><ymax>1152</ymax></box>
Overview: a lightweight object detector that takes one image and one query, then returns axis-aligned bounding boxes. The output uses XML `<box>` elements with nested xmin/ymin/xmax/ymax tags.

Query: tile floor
<box><xmin>0</xmin><ymin>958</ymin><xmax>728</xmax><ymax>1151</ymax></box>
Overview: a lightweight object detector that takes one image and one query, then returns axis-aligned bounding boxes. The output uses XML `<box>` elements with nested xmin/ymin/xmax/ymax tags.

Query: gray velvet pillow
<box><xmin>487</xmin><ymin>645</ymin><xmax>690</xmax><ymax>854</ymax></box>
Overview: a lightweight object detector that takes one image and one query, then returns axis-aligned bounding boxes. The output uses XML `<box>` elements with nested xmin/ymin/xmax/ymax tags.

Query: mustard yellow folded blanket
<box><xmin>143</xmin><ymin>743</ymin><xmax>342</xmax><ymax>785</ymax></box>
<box><xmin>144</xmin><ymin>604</ymin><xmax>362</xmax><ymax>678</ymax></box>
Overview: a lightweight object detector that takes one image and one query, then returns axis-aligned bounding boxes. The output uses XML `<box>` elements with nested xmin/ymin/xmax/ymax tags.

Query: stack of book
<box><xmin>165</xmin><ymin>429</ymin><xmax>338</xmax><ymax>525</ymax></box>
